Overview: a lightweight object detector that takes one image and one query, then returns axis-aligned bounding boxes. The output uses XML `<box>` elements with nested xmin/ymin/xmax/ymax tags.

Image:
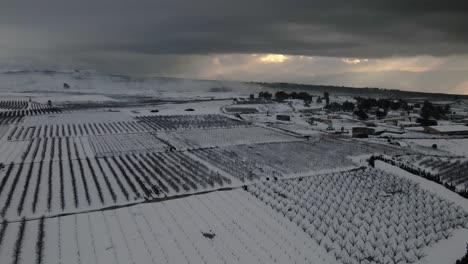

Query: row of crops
<box><xmin>389</xmin><ymin>155</ymin><xmax>468</xmax><ymax>194</ymax></box>
<box><xmin>89</xmin><ymin>133</ymin><xmax>170</xmax><ymax>157</ymax></box>
<box><xmin>6</xmin><ymin>121</ymin><xmax>149</xmax><ymax>140</ymax></box>
<box><xmin>0</xmin><ymin>150</ymin><xmax>233</xmax><ymax>219</ymax></box>
<box><xmin>0</xmin><ymin>116</ymin><xmax>23</xmax><ymax>126</ymax></box>
<box><xmin>191</xmin><ymin>148</ymin><xmax>282</xmax><ymax>182</ymax></box>
<box><xmin>189</xmin><ymin>138</ymin><xmax>392</xmax><ymax>182</ymax></box>
<box><xmin>0</xmin><ymin>190</ymin><xmax>334</xmax><ymax>264</ymax></box>
<box><xmin>247</xmin><ymin>168</ymin><xmax>468</xmax><ymax>264</ymax></box>
<box><xmin>0</xmin><ymin>108</ymin><xmax>62</xmax><ymax>117</ymax></box>
<box><xmin>157</xmin><ymin>126</ymin><xmax>303</xmax><ymax>150</ymax></box>
<box><xmin>0</xmin><ymin>136</ymin><xmax>92</xmax><ymax>163</ymax></box>
<box><xmin>0</xmin><ymin>100</ymin><xmax>28</xmax><ymax>110</ymax></box>
<box><xmin>417</xmin><ymin>157</ymin><xmax>468</xmax><ymax>190</ymax></box>
<box><xmin>136</xmin><ymin>114</ymin><xmax>247</xmax><ymax>131</ymax></box>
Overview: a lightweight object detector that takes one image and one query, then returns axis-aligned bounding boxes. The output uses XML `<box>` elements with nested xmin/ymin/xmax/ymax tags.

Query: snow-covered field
<box><xmin>405</xmin><ymin>138</ymin><xmax>468</xmax><ymax>156</ymax></box>
<box><xmin>249</xmin><ymin>168</ymin><xmax>468</xmax><ymax>264</ymax></box>
<box><xmin>0</xmin><ymin>190</ymin><xmax>337</xmax><ymax>264</ymax></box>
<box><xmin>157</xmin><ymin>126</ymin><xmax>304</xmax><ymax>150</ymax></box>
<box><xmin>1</xmin><ymin>72</ymin><xmax>468</xmax><ymax>263</ymax></box>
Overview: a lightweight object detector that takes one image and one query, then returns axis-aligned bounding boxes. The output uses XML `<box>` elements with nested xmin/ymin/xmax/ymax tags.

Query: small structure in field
<box><xmin>352</xmin><ymin>127</ymin><xmax>375</xmax><ymax>138</ymax></box>
<box><xmin>63</xmin><ymin>83</ymin><xmax>70</xmax><ymax>89</ymax></box>
<box><xmin>276</xmin><ymin>114</ymin><xmax>291</xmax><ymax>121</ymax></box>
<box><xmin>423</xmin><ymin>125</ymin><xmax>468</xmax><ymax>135</ymax></box>
<box><xmin>398</xmin><ymin>121</ymin><xmax>420</xmax><ymax>128</ymax></box>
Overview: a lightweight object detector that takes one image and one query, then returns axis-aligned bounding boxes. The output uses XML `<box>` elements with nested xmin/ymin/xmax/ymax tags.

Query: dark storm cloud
<box><xmin>1</xmin><ymin>0</ymin><xmax>468</xmax><ymax>58</ymax></box>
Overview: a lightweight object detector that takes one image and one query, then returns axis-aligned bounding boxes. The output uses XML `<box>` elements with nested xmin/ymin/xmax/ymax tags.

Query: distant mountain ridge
<box><xmin>0</xmin><ymin>69</ymin><xmax>466</xmax><ymax>100</ymax></box>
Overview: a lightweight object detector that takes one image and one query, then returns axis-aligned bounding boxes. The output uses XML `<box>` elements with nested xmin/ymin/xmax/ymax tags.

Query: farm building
<box><xmin>352</xmin><ymin>127</ymin><xmax>375</xmax><ymax>138</ymax></box>
<box><xmin>424</xmin><ymin>125</ymin><xmax>468</xmax><ymax>135</ymax></box>
<box><xmin>398</xmin><ymin>121</ymin><xmax>420</xmax><ymax>128</ymax></box>
<box><xmin>276</xmin><ymin>114</ymin><xmax>291</xmax><ymax>121</ymax></box>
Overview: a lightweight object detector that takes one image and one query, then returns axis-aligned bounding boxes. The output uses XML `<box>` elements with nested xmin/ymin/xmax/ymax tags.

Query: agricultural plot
<box><xmin>247</xmin><ymin>168</ymin><xmax>468</xmax><ymax>264</ymax></box>
<box><xmin>0</xmin><ymin>125</ymin><xmax>9</xmax><ymax>140</ymax></box>
<box><xmin>0</xmin><ymin>150</ymin><xmax>233</xmax><ymax>220</ymax></box>
<box><xmin>191</xmin><ymin>136</ymin><xmax>400</xmax><ymax>182</ymax></box>
<box><xmin>0</xmin><ymin>190</ymin><xmax>336</xmax><ymax>264</ymax></box>
<box><xmin>0</xmin><ymin>100</ymin><xmax>28</xmax><ymax>110</ymax></box>
<box><xmin>405</xmin><ymin>138</ymin><xmax>468</xmax><ymax>156</ymax></box>
<box><xmin>191</xmin><ymin>147</ymin><xmax>282</xmax><ymax>182</ymax></box>
<box><xmin>0</xmin><ymin>105</ymin><xmax>62</xmax><ymax>117</ymax></box>
<box><xmin>157</xmin><ymin>126</ymin><xmax>304</xmax><ymax>150</ymax></box>
<box><xmin>0</xmin><ymin>136</ymin><xmax>92</xmax><ymax>164</ymax></box>
<box><xmin>231</xmin><ymin>139</ymin><xmax>362</xmax><ymax>174</ymax></box>
<box><xmin>89</xmin><ymin>133</ymin><xmax>170</xmax><ymax>157</ymax></box>
<box><xmin>417</xmin><ymin>157</ymin><xmax>468</xmax><ymax>191</ymax></box>
<box><xmin>0</xmin><ymin>116</ymin><xmax>23</xmax><ymax>126</ymax></box>
<box><xmin>21</xmin><ymin>111</ymin><xmax>136</xmax><ymax>126</ymax></box>
<box><xmin>6</xmin><ymin>121</ymin><xmax>149</xmax><ymax>140</ymax></box>
<box><xmin>136</xmin><ymin>114</ymin><xmax>247</xmax><ymax>131</ymax></box>
<box><xmin>224</xmin><ymin>103</ymin><xmax>292</xmax><ymax>114</ymax></box>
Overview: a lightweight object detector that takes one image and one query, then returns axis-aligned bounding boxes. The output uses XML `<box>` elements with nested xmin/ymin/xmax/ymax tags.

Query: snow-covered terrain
<box><xmin>0</xmin><ymin>70</ymin><xmax>467</xmax><ymax>264</ymax></box>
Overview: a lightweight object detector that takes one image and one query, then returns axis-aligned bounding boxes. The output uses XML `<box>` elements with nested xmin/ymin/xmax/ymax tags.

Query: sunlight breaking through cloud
<box><xmin>342</xmin><ymin>58</ymin><xmax>369</xmax><ymax>64</ymax></box>
<box><xmin>259</xmin><ymin>54</ymin><xmax>289</xmax><ymax>63</ymax></box>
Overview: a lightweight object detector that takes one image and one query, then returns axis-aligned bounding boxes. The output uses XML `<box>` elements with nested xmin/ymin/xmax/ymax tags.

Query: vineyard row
<box><xmin>136</xmin><ymin>114</ymin><xmax>247</xmax><ymax>131</ymax></box>
<box><xmin>6</xmin><ymin>121</ymin><xmax>149</xmax><ymax>140</ymax></box>
<box><xmin>0</xmin><ymin>190</ymin><xmax>334</xmax><ymax>264</ymax></box>
<box><xmin>0</xmin><ymin>151</ymin><xmax>232</xmax><ymax>219</ymax></box>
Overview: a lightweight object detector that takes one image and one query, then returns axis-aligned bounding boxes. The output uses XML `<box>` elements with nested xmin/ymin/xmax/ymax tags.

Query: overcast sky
<box><xmin>1</xmin><ymin>0</ymin><xmax>468</xmax><ymax>94</ymax></box>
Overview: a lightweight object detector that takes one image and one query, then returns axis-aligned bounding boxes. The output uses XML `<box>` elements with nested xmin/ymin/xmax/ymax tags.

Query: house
<box><xmin>276</xmin><ymin>114</ymin><xmax>291</xmax><ymax>121</ymax></box>
<box><xmin>424</xmin><ymin>125</ymin><xmax>468</xmax><ymax>135</ymax></box>
<box><xmin>352</xmin><ymin>127</ymin><xmax>375</xmax><ymax>138</ymax></box>
<box><xmin>398</xmin><ymin>121</ymin><xmax>420</xmax><ymax>128</ymax></box>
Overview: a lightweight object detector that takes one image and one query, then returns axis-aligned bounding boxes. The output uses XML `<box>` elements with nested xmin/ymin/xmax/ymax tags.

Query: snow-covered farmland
<box><xmin>6</xmin><ymin>121</ymin><xmax>149</xmax><ymax>140</ymax></box>
<box><xmin>405</xmin><ymin>138</ymin><xmax>468</xmax><ymax>156</ymax></box>
<box><xmin>0</xmin><ymin>190</ymin><xmax>336</xmax><ymax>264</ymax></box>
<box><xmin>136</xmin><ymin>114</ymin><xmax>247</xmax><ymax>131</ymax></box>
<box><xmin>0</xmin><ymin>136</ymin><xmax>92</xmax><ymax>163</ymax></box>
<box><xmin>0</xmin><ymin>150</ymin><xmax>236</xmax><ymax>220</ymax></box>
<box><xmin>89</xmin><ymin>133</ymin><xmax>170</xmax><ymax>157</ymax></box>
<box><xmin>0</xmin><ymin>79</ymin><xmax>468</xmax><ymax>264</ymax></box>
<box><xmin>157</xmin><ymin>126</ymin><xmax>304</xmax><ymax>150</ymax></box>
<box><xmin>412</xmin><ymin>157</ymin><xmax>468</xmax><ymax>191</ymax></box>
<box><xmin>190</xmin><ymin>136</ymin><xmax>411</xmax><ymax>183</ymax></box>
<box><xmin>248</xmin><ymin>168</ymin><xmax>468</xmax><ymax>264</ymax></box>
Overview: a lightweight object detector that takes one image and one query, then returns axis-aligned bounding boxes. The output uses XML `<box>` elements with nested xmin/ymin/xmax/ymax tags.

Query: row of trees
<box><xmin>324</xmin><ymin>101</ymin><xmax>355</xmax><ymax>112</ymax></box>
<box><xmin>251</xmin><ymin>168</ymin><xmax>468</xmax><ymax>264</ymax></box>
<box><xmin>259</xmin><ymin>91</ymin><xmax>315</xmax><ymax>104</ymax></box>
<box><xmin>355</xmin><ymin>97</ymin><xmax>410</xmax><ymax>111</ymax></box>
<box><xmin>262</xmin><ymin>91</ymin><xmax>453</xmax><ymax>122</ymax></box>
<box><xmin>420</xmin><ymin>101</ymin><xmax>451</xmax><ymax>120</ymax></box>
<box><xmin>369</xmin><ymin>155</ymin><xmax>468</xmax><ymax>199</ymax></box>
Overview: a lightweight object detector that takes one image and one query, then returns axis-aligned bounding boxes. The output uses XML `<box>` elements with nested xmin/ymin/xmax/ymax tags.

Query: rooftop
<box><xmin>428</xmin><ymin>125</ymin><xmax>468</xmax><ymax>132</ymax></box>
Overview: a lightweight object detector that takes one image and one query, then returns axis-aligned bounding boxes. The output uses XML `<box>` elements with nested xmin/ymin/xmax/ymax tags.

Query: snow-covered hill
<box><xmin>0</xmin><ymin>70</ymin><xmax>260</xmax><ymax>100</ymax></box>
